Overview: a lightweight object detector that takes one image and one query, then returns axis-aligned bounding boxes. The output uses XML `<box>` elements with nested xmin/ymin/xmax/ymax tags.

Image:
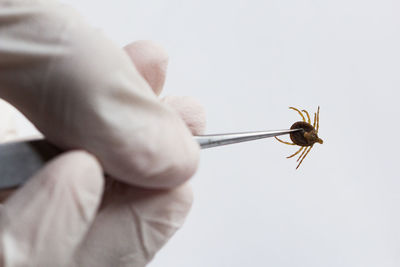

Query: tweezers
<box><xmin>195</xmin><ymin>128</ymin><xmax>300</xmax><ymax>148</ymax></box>
<box><xmin>0</xmin><ymin>128</ymin><xmax>301</xmax><ymax>189</ymax></box>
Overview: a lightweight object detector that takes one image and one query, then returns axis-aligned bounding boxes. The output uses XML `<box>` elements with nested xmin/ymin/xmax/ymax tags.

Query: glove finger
<box><xmin>124</xmin><ymin>40</ymin><xmax>168</xmax><ymax>96</ymax></box>
<box><xmin>0</xmin><ymin>151</ymin><xmax>104</xmax><ymax>267</ymax></box>
<box><xmin>73</xmin><ymin>182</ymin><xmax>193</xmax><ymax>267</ymax></box>
<box><xmin>162</xmin><ymin>96</ymin><xmax>207</xmax><ymax>135</ymax></box>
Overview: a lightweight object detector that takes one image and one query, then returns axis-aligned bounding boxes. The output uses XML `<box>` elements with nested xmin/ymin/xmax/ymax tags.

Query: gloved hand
<box><xmin>0</xmin><ymin>0</ymin><xmax>200</xmax><ymax>189</ymax></box>
<box><xmin>0</xmin><ymin>0</ymin><xmax>206</xmax><ymax>266</ymax></box>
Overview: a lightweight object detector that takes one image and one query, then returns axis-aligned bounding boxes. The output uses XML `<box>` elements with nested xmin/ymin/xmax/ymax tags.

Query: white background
<box><xmin>8</xmin><ymin>0</ymin><xmax>400</xmax><ymax>266</ymax></box>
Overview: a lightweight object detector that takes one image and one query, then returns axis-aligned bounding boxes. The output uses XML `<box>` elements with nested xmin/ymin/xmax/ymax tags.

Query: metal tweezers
<box><xmin>195</xmin><ymin>128</ymin><xmax>300</xmax><ymax>148</ymax></box>
<box><xmin>0</xmin><ymin>128</ymin><xmax>301</xmax><ymax>189</ymax></box>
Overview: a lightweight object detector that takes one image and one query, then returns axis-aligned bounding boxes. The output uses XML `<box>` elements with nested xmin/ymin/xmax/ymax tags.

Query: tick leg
<box><xmin>302</xmin><ymin>109</ymin><xmax>311</xmax><ymax>124</ymax></box>
<box><xmin>275</xmin><ymin>136</ymin><xmax>296</xmax><ymax>145</ymax></box>
<box><xmin>296</xmin><ymin>145</ymin><xmax>313</xmax><ymax>169</ymax></box>
<box><xmin>296</xmin><ymin>146</ymin><xmax>308</xmax><ymax>162</ymax></box>
<box><xmin>287</xmin><ymin>146</ymin><xmax>304</xmax><ymax>159</ymax></box>
<box><xmin>313</xmin><ymin>112</ymin><xmax>317</xmax><ymax>128</ymax></box>
<box><xmin>316</xmin><ymin>106</ymin><xmax>320</xmax><ymax>132</ymax></box>
<box><xmin>289</xmin><ymin>107</ymin><xmax>305</xmax><ymax>122</ymax></box>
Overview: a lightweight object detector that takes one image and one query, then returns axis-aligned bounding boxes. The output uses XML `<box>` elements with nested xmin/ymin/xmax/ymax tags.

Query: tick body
<box><xmin>275</xmin><ymin>106</ymin><xmax>323</xmax><ymax>169</ymax></box>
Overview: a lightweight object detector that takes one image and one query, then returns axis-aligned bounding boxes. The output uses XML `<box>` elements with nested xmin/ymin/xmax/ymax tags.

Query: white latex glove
<box><xmin>0</xmin><ymin>41</ymin><xmax>206</xmax><ymax>266</ymax></box>
<box><xmin>0</xmin><ymin>1</ymin><xmax>206</xmax><ymax>266</ymax></box>
<box><xmin>0</xmin><ymin>0</ymin><xmax>200</xmax><ymax>189</ymax></box>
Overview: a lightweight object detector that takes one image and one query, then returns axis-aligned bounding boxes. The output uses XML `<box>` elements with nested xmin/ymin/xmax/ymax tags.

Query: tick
<box><xmin>275</xmin><ymin>106</ymin><xmax>323</xmax><ymax>169</ymax></box>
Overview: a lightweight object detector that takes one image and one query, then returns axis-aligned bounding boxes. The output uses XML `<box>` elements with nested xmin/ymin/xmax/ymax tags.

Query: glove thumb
<box><xmin>0</xmin><ymin>151</ymin><xmax>104</xmax><ymax>267</ymax></box>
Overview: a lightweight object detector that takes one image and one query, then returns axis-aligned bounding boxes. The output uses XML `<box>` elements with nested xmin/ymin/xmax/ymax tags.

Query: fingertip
<box><xmin>121</xmin><ymin>109</ymin><xmax>201</xmax><ymax>189</ymax></box>
<box><xmin>164</xmin><ymin>137</ymin><xmax>200</xmax><ymax>189</ymax></box>
<box><xmin>162</xmin><ymin>96</ymin><xmax>207</xmax><ymax>135</ymax></box>
<box><xmin>133</xmin><ymin>125</ymin><xmax>200</xmax><ymax>189</ymax></box>
<box><xmin>124</xmin><ymin>40</ymin><xmax>169</xmax><ymax>96</ymax></box>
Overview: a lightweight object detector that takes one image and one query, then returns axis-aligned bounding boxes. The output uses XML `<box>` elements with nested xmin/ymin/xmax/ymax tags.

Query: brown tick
<box><xmin>275</xmin><ymin>106</ymin><xmax>323</xmax><ymax>169</ymax></box>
